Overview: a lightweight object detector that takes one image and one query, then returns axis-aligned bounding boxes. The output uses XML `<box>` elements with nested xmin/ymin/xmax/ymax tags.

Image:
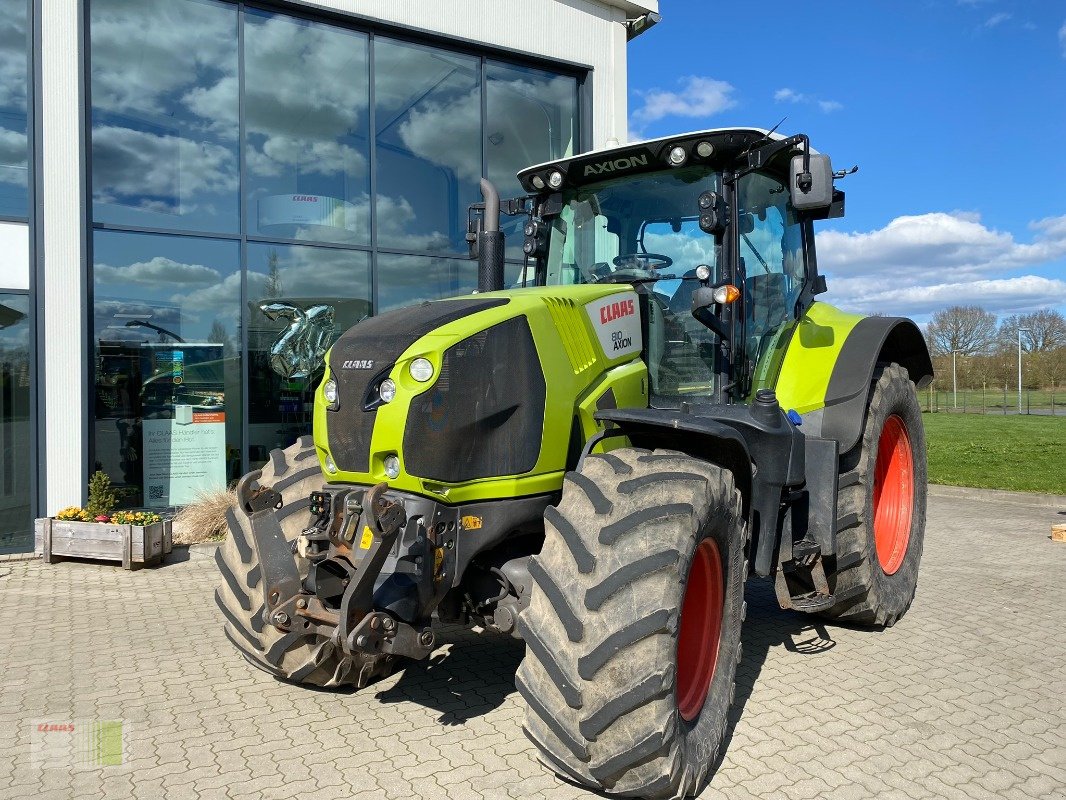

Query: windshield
<box><xmin>543</xmin><ymin>165</ymin><xmax>723</xmax><ymax>288</ymax></box>
<box><xmin>543</xmin><ymin>166</ymin><xmax>724</xmax><ymax>407</ymax></box>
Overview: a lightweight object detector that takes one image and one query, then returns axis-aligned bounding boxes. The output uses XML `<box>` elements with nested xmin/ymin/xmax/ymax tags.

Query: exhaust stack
<box><xmin>477</xmin><ymin>178</ymin><xmax>504</xmax><ymax>293</ymax></box>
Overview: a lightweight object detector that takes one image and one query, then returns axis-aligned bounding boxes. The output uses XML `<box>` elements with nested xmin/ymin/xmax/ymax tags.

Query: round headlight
<box><xmin>378</xmin><ymin>378</ymin><xmax>397</xmax><ymax>403</ymax></box>
<box><xmin>383</xmin><ymin>455</ymin><xmax>400</xmax><ymax>480</ymax></box>
<box><xmin>523</xmin><ymin>220</ymin><xmax>537</xmax><ymax>237</ymax></box>
<box><xmin>323</xmin><ymin>378</ymin><xmax>338</xmax><ymax>406</ymax></box>
<box><xmin>324</xmin><ymin>454</ymin><xmax>338</xmax><ymax>474</ymax></box>
<box><xmin>695</xmin><ymin>264</ymin><xmax>712</xmax><ymax>281</ymax></box>
<box><xmin>409</xmin><ymin>358</ymin><xmax>434</xmax><ymax>382</ymax></box>
<box><xmin>531</xmin><ymin>175</ymin><xmax>545</xmax><ymax>189</ymax></box>
<box><xmin>548</xmin><ymin>171</ymin><xmax>564</xmax><ymax>189</ymax></box>
<box><xmin>695</xmin><ymin>141</ymin><xmax>714</xmax><ymax>158</ymax></box>
<box><xmin>523</xmin><ymin>239</ymin><xmax>536</xmax><ymax>255</ymax></box>
<box><xmin>667</xmin><ymin>146</ymin><xmax>687</xmax><ymax>166</ymax></box>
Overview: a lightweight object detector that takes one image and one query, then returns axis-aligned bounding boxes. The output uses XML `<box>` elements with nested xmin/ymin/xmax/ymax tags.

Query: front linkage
<box><xmin>235</xmin><ymin>475</ymin><xmax>435</xmax><ymax>686</ymax></box>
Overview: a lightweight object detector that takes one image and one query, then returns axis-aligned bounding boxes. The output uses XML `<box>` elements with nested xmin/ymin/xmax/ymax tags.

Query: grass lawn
<box><xmin>921</xmin><ymin>413</ymin><xmax>1066</xmax><ymax>495</ymax></box>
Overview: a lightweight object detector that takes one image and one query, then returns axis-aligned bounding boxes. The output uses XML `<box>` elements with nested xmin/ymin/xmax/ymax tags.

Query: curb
<box><xmin>174</xmin><ymin>542</ymin><xmax>222</xmax><ymax>560</ymax></box>
<box><xmin>929</xmin><ymin>483</ymin><xmax>1065</xmax><ymax>509</ymax></box>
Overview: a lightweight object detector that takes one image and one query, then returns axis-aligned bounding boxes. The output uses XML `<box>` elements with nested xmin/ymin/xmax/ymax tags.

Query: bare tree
<box><xmin>998</xmin><ymin>310</ymin><xmax>1066</xmax><ymax>353</ymax></box>
<box><xmin>924</xmin><ymin>305</ymin><xmax>998</xmax><ymax>356</ymax></box>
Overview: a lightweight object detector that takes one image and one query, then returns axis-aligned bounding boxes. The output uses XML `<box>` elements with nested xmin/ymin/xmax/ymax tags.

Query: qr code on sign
<box><xmin>148</xmin><ymin>485</ymin><xmax>165</xmax><ymax>501</ymax></box>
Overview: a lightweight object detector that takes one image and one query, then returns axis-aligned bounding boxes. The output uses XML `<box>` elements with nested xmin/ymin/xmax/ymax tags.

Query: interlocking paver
<box><xmin>1</xmin><ymin>488</ymin><xmax>1064</xmax><ymax>799</ymax></box>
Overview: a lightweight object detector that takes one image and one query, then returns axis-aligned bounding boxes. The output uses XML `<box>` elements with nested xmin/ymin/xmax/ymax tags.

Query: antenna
<box><xmin>765</xmin><ymin>116</ymin><xmax>787</xmax><ymax>138</ymax></box>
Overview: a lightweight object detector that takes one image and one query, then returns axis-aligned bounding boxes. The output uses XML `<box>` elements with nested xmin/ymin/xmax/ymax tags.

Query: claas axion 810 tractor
<box><xmin>215</xmin><ymin>127</ymin><xmax>933</xmax><ymax>798</ymax></box>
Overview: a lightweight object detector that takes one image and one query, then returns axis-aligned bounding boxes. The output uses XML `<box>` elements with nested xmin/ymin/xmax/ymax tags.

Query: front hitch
<box><xmin>236</xmin><ymin>475</ymin><xmax>433</xmax><ymax>672</ymax></box>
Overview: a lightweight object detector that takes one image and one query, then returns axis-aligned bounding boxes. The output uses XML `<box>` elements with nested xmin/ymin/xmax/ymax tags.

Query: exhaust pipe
<box><xmin>477</xmin><ymin>178</ymin><xmax>504</xmax><ymax>293</ymax></box>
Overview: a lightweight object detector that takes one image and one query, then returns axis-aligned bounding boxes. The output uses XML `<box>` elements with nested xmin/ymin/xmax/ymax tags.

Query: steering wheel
<box><xmin>612</xmin><ymin>252</ymin><xmax>674</xmax><ymax>271</ymax></box>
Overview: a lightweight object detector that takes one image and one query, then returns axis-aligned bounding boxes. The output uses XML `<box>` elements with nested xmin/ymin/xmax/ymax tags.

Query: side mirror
<box><xmin>789</xmin><ymin>154</ymin><xmax>833</xmax><ymax>211</ymax></box>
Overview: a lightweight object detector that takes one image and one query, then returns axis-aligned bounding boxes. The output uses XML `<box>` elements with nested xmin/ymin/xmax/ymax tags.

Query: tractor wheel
<box><xmin>214</xmin><ymin>436</ymin><xmax>365</xmax><ymax>687</ymax></box>
<box><xmin>517</xmin><ymin>448</ymin><xmax>746</xmax><ymax>799</ymax></box>
<box><xmin>821</xmin><ymin>363</ymin><xmax>927</xmax><ymax>626</ymax></box>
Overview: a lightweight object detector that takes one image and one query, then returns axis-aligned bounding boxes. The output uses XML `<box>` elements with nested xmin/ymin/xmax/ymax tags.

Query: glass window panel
<box><xmin>0</xmin><ymin>2</ymin><xmax>30</xmax><ymax>219</ymax></box>
<box><xmin>486</xmin><ymin>62</ymin><xmax>578</xmax><ymax>258</ymax></box>
<box><xmin>246</xmin><ymin>242</ymin><xmax>370</xmax><ymax>467</ymax></box>
<box><xmin>374</xmin><ymin>38</ymin><xmax>481</xmax><ymax>255</ymax></box>
<box><xmin>376</xmin><ymin>253</ymin><xmax>476</xmax><ymax>312</ymax></box>
<box><xmin>244</xmin><ymin>10</ymin><xmax>370</xmax><ymax>246</ymax></box>
<box><xmin>0</xmin><ymin>293</ymin><xmax>30</xmax><ymax>553</ymax></box>
<box><xmin>93</xmin><ymin>230</ymin><xmax>241</xmax><ymax>508</ymax></box>
<box><xmin>89</xmin><ymin>0</ymin><xmax>239</xmax><ymax>233</ymax></box>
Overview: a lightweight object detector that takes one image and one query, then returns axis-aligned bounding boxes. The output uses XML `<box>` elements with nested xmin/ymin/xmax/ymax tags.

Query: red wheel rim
<box><xmin>676</xmin><ymin>538</ymin><xmax>724</xmax><ymax>722</ymax></box>
<box><xmin>873</xmin><ymin>414</ymin><xmax>914</xmax><ymax>575</ymax></box>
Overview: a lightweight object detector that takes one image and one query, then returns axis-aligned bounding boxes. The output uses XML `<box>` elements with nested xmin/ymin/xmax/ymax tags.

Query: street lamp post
<box><xmin>1017</xmin><ymin>327</ymin><xmax>1031</xmax><ymax>413</ymax></box>
<box><xmin>951</xmin><ymin>349</ymin><xmax>962</xmax><ymax>409</ymax></box>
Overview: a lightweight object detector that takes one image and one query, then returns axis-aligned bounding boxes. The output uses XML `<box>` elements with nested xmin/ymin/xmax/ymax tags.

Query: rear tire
<box><xmin>821</xmin><ymin>363</ymin><xmax>927</xmax><ymax>626</ymax></box>
<box><xmin>517</xmin><ymin>448</ymin><xmax>746</xmax><ymax>799</ymax></box>
<box><xmin>214</xmin><ymin>436</ymin><xmax>366</xmax><ymax>687</ymax></box>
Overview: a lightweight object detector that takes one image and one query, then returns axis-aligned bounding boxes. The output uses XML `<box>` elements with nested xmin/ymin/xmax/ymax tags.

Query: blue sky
<box><xmin>627</xmin><ymin>0</ymin><xmax>1066</xmax><ymax>324</ymax></box>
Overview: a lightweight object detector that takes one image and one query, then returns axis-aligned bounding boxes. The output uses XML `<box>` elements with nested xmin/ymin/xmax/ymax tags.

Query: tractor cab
<box><xmin>506</xmin><ymin>128</ymin><xmax>842</xmax><ymax>407</ymax></box>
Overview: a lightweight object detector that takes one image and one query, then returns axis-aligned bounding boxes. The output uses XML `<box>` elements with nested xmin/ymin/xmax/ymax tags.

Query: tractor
<box><xmin>214</xmin><ymin>127</ymin><xmax>932</xmax><ymax>799</ymax></box>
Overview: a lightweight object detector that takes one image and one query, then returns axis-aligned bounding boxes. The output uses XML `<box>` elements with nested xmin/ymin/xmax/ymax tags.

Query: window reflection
<box><xmin>93</xmin><ymin>231</ymin><xmax>241</xmax><ymax>507</ymax></box>
<box><xmin>375</xmin><ymin>38</ymin><xmax>481</xmax><ymax>255</ymax></box>
<box><xmin>0</xmin><ymin>293</ymin><xmax>30</xmax><ymax>553</ymax></box>
<box><xmin>0</xmin><ymin>3</ymin><xmax>29</xmax><ymax>219</ymax></box>
<box><xmin>89</xmin><ymin>0</ymin><xmax>239</xmax><ymax>233</ymax></box>
<box><xmin>486</xmin><ymin>62</ymin><xmax>577</xmax><ymax>257</ymax></box>
<box><xmin>246</xmin><ymin>242</ymin><xmax>370</xmax><ymax>467</ymax></box>
<box><xmin>376</xmin><ymin>253</ymin><xmax>476</xmax><ymax>312</ymax></box>
<box><xmin>244</xmin><ymin>11</ymin><xmax>370</xmax><ymax>245</ymax></box>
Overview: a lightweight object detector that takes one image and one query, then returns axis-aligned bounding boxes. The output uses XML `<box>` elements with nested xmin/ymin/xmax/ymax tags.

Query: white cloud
<box><xmin>818</xmin><ymin>212</ymin><xmax>1066</xmax><ymax>317</ymax></box>
<box><xmin>774</xmin><ymin>88</ymin><xmax>843</xmax><ymax>114</ymax></box>
<box><xmin>983</xmin><ymin>12</ymin><xmax>1011</xmax><ymax>28</ymax></box>
<box><xmin>630</xmin><ymin>77</ymin><xmax>736</xmax><ymax>136</ymax></box>
<box><xmin>95</xmin><ymin>256</ymin><xmax>222</xmax><ymax>289</ymax></box>
<box><xmin>0</xmin><ymin>128</ymin><xmax>27</xmax><ymax>187</ymax></box>
<box><xmin>91</xmin><ymin>125</ymin><xmax>238</xmax><ymax>209</ymax></box>
<box><xmin>0</xmin><ymin>13</ymin><xmax>28</xmax><ymax>109</ymax></box>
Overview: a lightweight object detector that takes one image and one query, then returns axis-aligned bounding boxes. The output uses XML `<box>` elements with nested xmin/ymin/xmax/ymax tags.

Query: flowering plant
<box><xmin>55</xmin><ymin>506</ymin><xmax>93</xmax><ymax>522</ymax></box>
<box><xmin>111</xmin><ymin>510</ymin><xmax>162</xmax><ymax>526</ymax></box>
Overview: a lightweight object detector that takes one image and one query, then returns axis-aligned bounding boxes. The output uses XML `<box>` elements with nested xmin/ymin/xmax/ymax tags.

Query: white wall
<box><xmin>40</xmin><ymin>0</ymin><xmax>87</xmax><ymax>513</ymax></box>
<box><xmin>0</xmin><ymin>221</ymin><xmax>29</xmax><ymax>291</ymax></box>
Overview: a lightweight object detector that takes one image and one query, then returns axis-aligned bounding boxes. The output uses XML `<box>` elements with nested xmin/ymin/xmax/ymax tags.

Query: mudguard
<box><xmin>821</xmin><ymin>316</ymin><xmax>933</xmax><ymax>453</ymax></box>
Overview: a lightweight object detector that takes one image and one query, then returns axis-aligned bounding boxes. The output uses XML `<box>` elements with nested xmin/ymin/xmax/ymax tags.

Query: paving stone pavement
<box><xmin>1</xmin><ymin>488</ymin><xmax>1064</xmax><ymax>800</ymax></box>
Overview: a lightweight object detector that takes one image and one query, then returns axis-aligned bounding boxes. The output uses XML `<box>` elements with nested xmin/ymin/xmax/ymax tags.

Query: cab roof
<box><xmin>517</xmin><ymin>127</ymin><xmax>820</xmax><ymax>194</ymax></box>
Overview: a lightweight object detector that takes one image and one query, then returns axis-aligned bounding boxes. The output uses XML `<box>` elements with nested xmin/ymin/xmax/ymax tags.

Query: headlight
<box><xmin>667</xmin><ymin>145</ymin><xmax>687</xmax><ymax>166</ymax></box>
<box><xmin>323</xmin><ymin>378</ymin><xmax>338</xmax><ymax>407</ymax></box>
<box><xmin>409</xmin><ymin>358</ymin><xmax>434</xmax><ymax>382</ymax></box>
<box><xmin>324</xmin><ymin>454</ymin><xmax>338</xmax><ymax>474</ymax></box>
<box><xmin>378</xmin><ymin>378</ymin><xmax>397</xmax><ymax>403</ymax></box>
<box><xmin>383</xmin><ymin>454</ymin><xmax>400</xmax><ymax>480</ymax></box>
<box><xmin>548</xmin><ymin>170</ymin><xmax>564</xmax><ymax>189</ymax></box>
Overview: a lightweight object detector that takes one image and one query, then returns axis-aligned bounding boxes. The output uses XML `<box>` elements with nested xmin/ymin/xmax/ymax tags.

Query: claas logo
<box><xmin>600</xmin><ymin>299</ymin><xmax>635</xmax><ymax>324</ymax></box>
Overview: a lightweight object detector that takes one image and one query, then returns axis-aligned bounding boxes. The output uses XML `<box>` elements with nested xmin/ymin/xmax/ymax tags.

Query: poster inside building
<box><xmin>140</xmin><ymin>344</ymin><xmax>226</xmax><ymax>508</ymax></box>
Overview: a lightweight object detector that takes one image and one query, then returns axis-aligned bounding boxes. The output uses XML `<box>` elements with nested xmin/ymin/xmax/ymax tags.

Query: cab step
<box><xmin>773</xmin><ymin>539</ymin><xmax>835</xmax><ymax>613</ymax></box>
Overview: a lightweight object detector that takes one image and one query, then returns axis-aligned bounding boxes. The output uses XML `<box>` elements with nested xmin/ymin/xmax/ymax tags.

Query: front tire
<box><xmin>517</xmin><ymin>448</ymin><xmax>746</xmax><ymax>799</ymax></box>
<box><xmin>821</xmin><ymin>363</ymin><xmax>928</xmax><ymax>626</ymax></box>
<box><xmin>214</xmin><ymin>436</ymin><xmax>367</xmax><ymax>687</ymax></box>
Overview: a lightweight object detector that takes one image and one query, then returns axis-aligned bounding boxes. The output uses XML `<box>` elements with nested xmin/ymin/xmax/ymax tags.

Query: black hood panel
<box><xmin>326</xmin><ymin>297</ymin><xmax>509</xmax><ymax>474</ymax></box>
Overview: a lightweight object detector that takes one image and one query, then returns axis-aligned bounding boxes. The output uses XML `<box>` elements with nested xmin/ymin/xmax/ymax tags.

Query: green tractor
<box><xmin>215</xmin><ymin>127</ymin><xmax>932</xmax><ymax>798</ymax></box>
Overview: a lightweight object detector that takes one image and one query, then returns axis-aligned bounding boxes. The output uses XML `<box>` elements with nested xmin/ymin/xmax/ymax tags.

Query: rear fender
<box><xmin>821</xmin><ymin>317</ymin><xmax>933</xmax><ymax>453</ymax></box>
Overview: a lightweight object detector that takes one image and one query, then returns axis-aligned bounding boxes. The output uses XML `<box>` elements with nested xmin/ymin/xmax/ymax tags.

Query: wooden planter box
<box><xmin>34</xmin><ymin>518</ymin><xmax>173</xmax><ymax>569</ymax></box>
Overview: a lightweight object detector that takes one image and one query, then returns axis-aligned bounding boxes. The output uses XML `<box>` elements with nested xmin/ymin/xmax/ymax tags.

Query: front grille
<box><xmin>404</xmin><ymin>316</ymin><xmax>545</xmax><ymax>483</ymax></box>
<box><xmin>326</xmin><ymin>298</ymin><xmax>509</xmax><ymax>473</ymax></box>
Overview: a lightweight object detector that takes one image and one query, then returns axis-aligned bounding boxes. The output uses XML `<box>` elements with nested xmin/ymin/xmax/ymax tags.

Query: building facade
<box><xmin>0</xmin><ymin>0</ymin><xmax>656</xmax><ymax>552</ymax></box>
